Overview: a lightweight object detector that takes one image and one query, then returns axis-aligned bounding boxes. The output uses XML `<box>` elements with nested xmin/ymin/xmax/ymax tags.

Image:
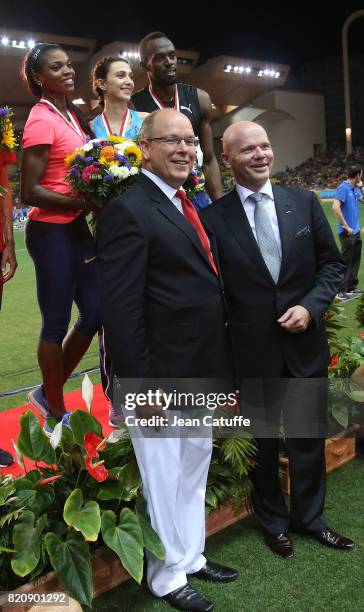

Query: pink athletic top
<box><xmin>22</xmin><ymin>101</ymin><xmax>85</xmax><ymax>223</ymax></box>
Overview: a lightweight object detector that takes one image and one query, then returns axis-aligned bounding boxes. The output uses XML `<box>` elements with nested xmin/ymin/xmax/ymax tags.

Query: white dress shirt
<box><xmin>142</xmin><ymin>169</ymin><xmax>184</xmax><ymax>214</ymax></box>
<box><xmin>236</xmin><ymin>179</ymin><xmax>282</xmax><ymax>258</ymax></box>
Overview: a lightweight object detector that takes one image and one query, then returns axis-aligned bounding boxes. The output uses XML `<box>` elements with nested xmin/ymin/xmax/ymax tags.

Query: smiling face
<box><xmin>222</xmin><ymin>122</ymin><xmax>274</xmax><ymax>191</ymax></box>
<box><xmin>33</xmin><ymin>48</ymin><xmax>75</xmax><ymax>96</ymax></box>
<box><xmin>143</xmin><ymin>37</ymin><xmax>177</xmax><ymax>86</ymax></box>
<box><xmin>97</xmin><ymin>60</ymin><xmax>134</xmax><ymax>103</ymax></box>
<box><xmin>141</xmin><ymin>109</ymin><xmax>195</xmax><ymax>188</ymax></box>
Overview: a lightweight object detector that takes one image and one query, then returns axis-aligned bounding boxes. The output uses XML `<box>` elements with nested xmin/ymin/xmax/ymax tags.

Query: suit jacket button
<box><xmin>225</xmin><ymin>322</ymin><xmax>229</xmax><ymax>328</ymax></box>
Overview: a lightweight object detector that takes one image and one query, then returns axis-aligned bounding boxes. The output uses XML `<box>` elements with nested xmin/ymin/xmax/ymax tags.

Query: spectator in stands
<box><xmin>20</xmin><ymin>43</ymin><xmax>100</xmax><ymax>434</ymax></box>
<box><xmin>0</xmin><ymin>149</ymin><xmax>17</xmax><ymax>467</ymax></box>
<box><xmin>332</xmin><ymin>165</ymin><xmax>364</xmax><ymax>300</ymax></box>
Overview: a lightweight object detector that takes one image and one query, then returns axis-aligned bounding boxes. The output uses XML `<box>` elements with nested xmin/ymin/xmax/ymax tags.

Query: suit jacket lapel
<box><xmin>138</xmin><ymin>173</ymin><xmax>215</xmax><ymax>272</ymax></box>
<box><xmin>222</xmin><ymin>188</ymin><xmax>275</xmax><ymax>282</ymax></box>
<box><xmin>272</xmin><ymin>185</ymin><xmax>296</xmax><ymax>280</ymax></box>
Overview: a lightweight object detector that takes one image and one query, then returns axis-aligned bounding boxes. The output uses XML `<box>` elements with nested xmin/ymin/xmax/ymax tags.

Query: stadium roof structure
<box><xmin>0</xmin><ymin>30</ymin><xmax>290</xmax><ymax>124</ymax></box>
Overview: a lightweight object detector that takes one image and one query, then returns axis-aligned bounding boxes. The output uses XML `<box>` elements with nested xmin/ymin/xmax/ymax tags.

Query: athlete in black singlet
<box><xmin>131</xmin><ymin>31</ymin><xmax>222</xmax><ymax>201</ymax></box>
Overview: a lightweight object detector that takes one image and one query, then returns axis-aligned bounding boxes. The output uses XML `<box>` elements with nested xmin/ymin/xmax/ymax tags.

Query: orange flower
<box><xmin>100</xmin><ymin>146</ymin><xmax>116</xmax><ymax>161</ymax></box>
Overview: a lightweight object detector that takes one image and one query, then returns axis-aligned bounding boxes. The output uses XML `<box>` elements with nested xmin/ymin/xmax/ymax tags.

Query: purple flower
<box><xmin>0</xmin><ymin>107</ymin><xmax>9</xmax><ymax>117</ymax></box>
<box><xmin>70</xmin><ymin>168</ymin><xmax>81</xmax><ymax>176</ymax></box>
<box><xmin>86</xmin><ymin>135</ymin><xmax>91</xmax><ymax>142</ymax></box>
<box><xmin>114</xmin><ymin>154</ymin><xmax>130</xmax><ymax>169</ymax></box>
<box><xmin>84</xmin><ymin>156</ymin><xmax>95</xmax><ymax>163</ymax></box>
<box><xmin>103</xmin><ymin>175</ymin><xmax>112</xmax><ymax>183</ymax></box>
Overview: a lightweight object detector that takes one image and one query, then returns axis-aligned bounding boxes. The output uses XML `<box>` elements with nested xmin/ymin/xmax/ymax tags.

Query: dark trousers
<box><xmin>339</xmin><ymin>230</ymin><xmax>362</xmax><ymax>292</ymax></box>
<box><xmin>240</xmin><ymin>368</ymin><xmax>328</xmax><ymax>535</ymax></box>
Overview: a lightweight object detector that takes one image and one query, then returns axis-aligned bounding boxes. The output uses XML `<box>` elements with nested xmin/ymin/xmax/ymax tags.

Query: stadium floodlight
<box><xmin>27</xmin><ymin>39</ymin><xmax>36</xmax><ymax>49</ymax></box>
<box><xmin>275</xmin><ymin>71</ymin><xmax>280</xmax><ymax>78</ymax></box>
<box><xmin>258</xmin><ymin>70</ymin><xmax>263</xmax><ymax>77</ymax></box>
<box><xmin>245</xmin><ymin>66</ymin><xmax>252</xmax><ymax>73</ymax></box>
<box><xmin>19</xmin><ymin>40</ymin><xmax>25</xmax><ymax>48</ymax></box>
<box><xmin>263</xmin><ymin>68</ymin><xmax>270</xmax><ymax>76</ymax></box>
<box><xmin>1</xmin><ymin>36</ymin><xmax>9</xmax><ymax>46</ymax></box>
<box><xmin>73</xmin><ymin>98</ymin><xmax>86</xmax><ymax>105</ymax></box>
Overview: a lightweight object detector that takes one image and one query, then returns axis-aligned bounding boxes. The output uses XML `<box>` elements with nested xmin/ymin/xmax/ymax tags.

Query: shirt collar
<box><xmin>142</xmin><ymin>168</ymin><xmax>180</xmax><ymax>201</ymax></box>
<box><xmin>236</xmin><ymin>179</ymin><xmax>273</xmax><ymax>205</ymax></box>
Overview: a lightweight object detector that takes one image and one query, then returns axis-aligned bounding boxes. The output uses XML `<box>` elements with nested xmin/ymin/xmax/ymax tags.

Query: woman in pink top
<box><xmin>21</xmin><ymin>43</ymin><xmax>100</xmax><ymax>434</ymax></box>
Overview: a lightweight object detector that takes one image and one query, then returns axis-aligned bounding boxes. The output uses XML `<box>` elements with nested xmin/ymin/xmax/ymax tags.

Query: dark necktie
<box><xmin>248</xmin><ymin>192</ymin><xmax>281</xmax><ymax>283</ymax></box>
<box><xmin>176</xmin><ymin>189</ymin><xmax>218</xmax><ymax>275</ymax></box>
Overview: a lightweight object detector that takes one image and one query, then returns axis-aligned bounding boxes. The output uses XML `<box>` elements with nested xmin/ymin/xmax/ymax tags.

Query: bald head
<box><xmin>223</xmin><ymin>121</ymin><xmax>269</xmax><ymax>154</ymax></box>
<box><xmin>222</xmin><ymin>121</ymin><xmax>274</xmax><ymax>191</ymax></box>
<box><xmin>140</xmin><ymin>109</ymin><xmax>195</xmax><ymax>188</ymax></box>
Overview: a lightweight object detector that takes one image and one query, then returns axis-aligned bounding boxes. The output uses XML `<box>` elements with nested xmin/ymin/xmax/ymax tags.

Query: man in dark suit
<box><xmin>200</xmin><ymin>120</ymin><xmax>355</xmax><ymax>559</ymax></box>
<box><xmin>96</xmin><ymin>108</ymin><xmax>238</xmax><ymax>611</ymax></box>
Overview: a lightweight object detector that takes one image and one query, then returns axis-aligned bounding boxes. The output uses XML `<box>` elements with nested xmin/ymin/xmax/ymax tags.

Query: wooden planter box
<box><xmin>279</xmin><ymin>424</ymin><xmax>359</xmax><ymax>494</ymax></box>
<box><xmin>0</xmin><ymin>497</ymin><xmax>252</xmax><ymax>612</ymax></box>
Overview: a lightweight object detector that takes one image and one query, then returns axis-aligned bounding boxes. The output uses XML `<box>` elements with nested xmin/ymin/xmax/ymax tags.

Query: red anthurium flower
<box><xmin>359</xmin><ymin>332</ymin><xmax>364</xmax><ymax>340</ymax></box>
<box><xmin>84</xmin><ymin>432</ymin><xmax>106</xmax><ymax>458</ymax></box>
<box><xmin>329</xmin><ymin>355</ymin><xmax>339</xmax><ymax>368</ymax></box>
<box><xmin>34</xmin><ymin>475</ymin><xmax>63</xmax><ymax>488</ymax></box>
<box><xmin>85</xmin><ymin>457</ymin><xmax>109</xmax><ymax>482</ymax></box>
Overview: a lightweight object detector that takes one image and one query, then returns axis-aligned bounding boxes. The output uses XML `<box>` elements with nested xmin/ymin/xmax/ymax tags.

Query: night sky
<box><xmin>2</xmin><ymin>2</ymin><xmax>364</xmax><ymax>68</ymax></box>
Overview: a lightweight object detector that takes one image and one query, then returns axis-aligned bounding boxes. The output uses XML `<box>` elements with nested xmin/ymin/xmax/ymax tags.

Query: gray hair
<box><xmin>140</xmin><ymin>110</ymin><xmax>160</xmax><ymax>139</ymax></box>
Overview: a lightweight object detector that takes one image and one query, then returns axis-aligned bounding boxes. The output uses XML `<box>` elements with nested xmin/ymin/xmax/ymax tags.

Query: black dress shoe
<box><xmin>308</xmin><ymin>528</ymin><xmax>355</xmax><ymax>550</ymax></box>
<box><xmin>163</xmin><ymin>584</ymin><xmax>214</xmax><ymax>611</ymax></box>
<box><xmin>264</xmin><ymin>532</ymin><xmax>294</xmax><ymax>559</ymax></box>
<box><xmin>193</xmin><ymin>561</ymin><xmax>239</xmax><ymax>583</ymax></box>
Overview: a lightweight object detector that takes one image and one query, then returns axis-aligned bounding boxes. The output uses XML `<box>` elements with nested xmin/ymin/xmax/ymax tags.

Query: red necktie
<box><xmin>176</xmin><ymin>189</ymin><xmax>218</xmax><ymax>275</ymax></box>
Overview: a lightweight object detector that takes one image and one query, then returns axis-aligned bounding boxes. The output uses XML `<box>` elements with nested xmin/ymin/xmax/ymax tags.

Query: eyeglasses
<box><xmin>146</xmin><ymin>136</ymin><xmax>199</xmax><ymax>148</ymax></box>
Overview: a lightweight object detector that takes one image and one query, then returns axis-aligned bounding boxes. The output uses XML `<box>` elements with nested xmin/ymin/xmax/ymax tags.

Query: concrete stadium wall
<box><xmin>212</xmin><ymin>90</ymin><xmax>326</xmax><ymax>173</ymax></box>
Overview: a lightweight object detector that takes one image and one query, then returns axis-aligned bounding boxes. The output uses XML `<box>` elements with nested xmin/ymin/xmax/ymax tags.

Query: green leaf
<box><xmin>101</xmin><ymin>509</ymin><xmax>144</xmax><ymax>583</ymax></box>
<box><xmin>331</xmin><ymin>404</ymin><xmax>349</xmax><ymax>429</ymax></box>
<box><xmin>69</xmin><ymin>410</ymin><xmax>102</xmax><ymax>445</ymax></box>
<box><xmin>0</xmin><ymin>484</ymin><xmax>16</xmax><ymax>505</ymax></box>
<box><xmin>11</xmin><ymin>511</ymin><xmax>47</xmax><ymax>577</ymax></box>
<box><xmin>63</xmin><ymin>489</ymin><xmax>100</xmax><ymax>542</ymax></box>
<box><xmin>136</xmin><ymin>496</ymin><xmax>165</xmax><ymax>560</ymax></box>
<box><xmin>14</xmin><ymin>488</ymin><xmax>55</xmax><ymax>515</ymax></box>
<box><xmin>17</xmin><ymin>410</ymin><xmax>56</xmax><ymax>465</ymax></box>
<box><xmin>96</xmin><ymin>464</ymin><xmax>141</xmax><ymax>501</ymax></box>
<box><xmin>45</xmin><ymin>531</ymin><xmax>93</xmax><ymax>608</ymax></box>
<box><xmin>0</xmin><ymin>546</ymin><xmax>15</xmax><ymax>553</ymax></box>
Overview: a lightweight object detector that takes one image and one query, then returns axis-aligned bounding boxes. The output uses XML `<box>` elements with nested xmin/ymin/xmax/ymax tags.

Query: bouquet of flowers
<box><xmin>0</xmin><ymin>106</ymin><xmax>16</xmax><ymax>152</ymax></box>
<box><xmin>184</xmin><ymin>163</ymin><xmax>211</xmax><ymax>209</ymax></box>
<box><xmin>65</xmin><ymin>135</ymin><xmax>142</xmax><ymax>207</ymax></box>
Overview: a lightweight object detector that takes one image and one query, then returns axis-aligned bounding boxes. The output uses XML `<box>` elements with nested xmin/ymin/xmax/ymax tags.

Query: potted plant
<box><xmin>0</xmin><ymin>409</ymin><xmax>165</xmax><ymax>608</ymax></box>
<box><xmin>0</xmin><ymin>390</ymin><xmax>256</xmax><ymax>608</ymax></box>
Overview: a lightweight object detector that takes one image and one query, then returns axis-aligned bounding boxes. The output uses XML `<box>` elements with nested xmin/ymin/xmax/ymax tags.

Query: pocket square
<box><xmin>295</xmin><ymin>226</ymin><xmax>311</xmax><ymax>238</ymax></box>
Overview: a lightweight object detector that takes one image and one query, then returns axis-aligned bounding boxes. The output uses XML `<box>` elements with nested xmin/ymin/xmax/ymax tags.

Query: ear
<box><xmin>139</xmin><ymin>139</ymin><xmax>150</xmax><ymax>161</ymax></box>
<box><xmin>96</xmin><ymin>78</ymin><xmax>107</xmax><ymax>92</ymax></box>
<box><xmin>221</xmin><ymin>152</ymin><xmax>231</xmax><ymax>169</ymax></box>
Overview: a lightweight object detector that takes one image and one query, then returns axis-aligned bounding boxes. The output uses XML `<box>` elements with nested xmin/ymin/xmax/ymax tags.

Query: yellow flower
<box><xmin>108</xmin><ymin>135</ymin><xmax>126</xmax><ymax>144</ymax></box>
<box><xmin>98</xmin><ymin>155</ymin><xmax>108</xmax><ymax>165</ymax></box>
<box><xmin>124</xmin><ymin>144</ymin><xmax>142</xmax><ymax>164</ymax></box>
<box><xmin>64</xmin><ymin>149</ymin><xmax>84</xmax><ymax>168</ymax></box>
<box><xmin>108</xmin><ymin>160</ymin><xmax>118</xmax><ymax>166</ymax></box>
